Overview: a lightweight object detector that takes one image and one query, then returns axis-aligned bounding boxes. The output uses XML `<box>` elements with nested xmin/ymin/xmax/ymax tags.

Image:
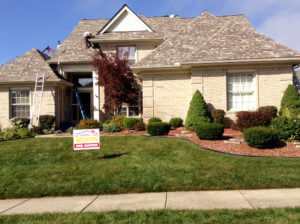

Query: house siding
<box><xmin>141</xmin><ymin>65</ymin><xmax>293</xmax><ymax>124</ymax></box>
<box><xmin>0</xmin><ymin>86</ymin><xmax>59</xmax><ymax>129</ymax></box>
<box><xmin>0</xmin><ymin>87</ymin><xmax>10</xmax><ymax>129</ymax></box>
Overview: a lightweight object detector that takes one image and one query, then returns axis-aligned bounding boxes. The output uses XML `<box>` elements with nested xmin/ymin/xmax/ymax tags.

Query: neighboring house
<box><xmin>1</xmin><ymin>4</ymin><xmax>300</xmax><ymax>128</ymax></box>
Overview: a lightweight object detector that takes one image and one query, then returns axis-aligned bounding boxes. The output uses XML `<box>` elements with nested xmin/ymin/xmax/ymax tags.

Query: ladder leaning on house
<box><xmin>29</xmin><ymin>74</ymin><xmax>45</xmax><ymax>128</ymax></box>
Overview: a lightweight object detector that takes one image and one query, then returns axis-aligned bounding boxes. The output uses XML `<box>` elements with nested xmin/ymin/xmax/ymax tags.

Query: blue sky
<box><xmin>1</xmin><ymin>0</ymin><xmax>300</xmax><ymax>65</ymax></box>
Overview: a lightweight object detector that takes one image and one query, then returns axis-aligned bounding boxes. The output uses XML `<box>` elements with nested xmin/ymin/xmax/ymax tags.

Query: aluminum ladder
<box><xmin>29</xmin><ymin>74</ymin><xmax>45</xmax><ymax>128</ymax></box>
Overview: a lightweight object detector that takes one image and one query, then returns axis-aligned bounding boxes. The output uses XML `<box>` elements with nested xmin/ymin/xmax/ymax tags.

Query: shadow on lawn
<box><xmin>98</xmin><ymin>153</ymin><xmax>128</xmax><ymax>159</ymax></box>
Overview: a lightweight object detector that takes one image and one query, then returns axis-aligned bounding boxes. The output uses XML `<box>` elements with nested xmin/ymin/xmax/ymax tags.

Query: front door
<box><xmin>71</xmin><ymin>90</ymin><xmax>92</xmax><ymax>124</ymax></box>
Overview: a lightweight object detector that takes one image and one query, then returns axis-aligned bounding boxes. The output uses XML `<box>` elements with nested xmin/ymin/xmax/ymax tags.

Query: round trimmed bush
<box><xmin>110</xmin><ymin>116</ymin><xmax>125</xmax><ymax>128</ymax></box>
<box><xmin>123</xmin><ymin>118</ymin><xmax>143</xmax><ymax>130</ymax></box>
<box><xmin>134</xmin><ymin>122</ymin><xmax>146</xmax><ymax>131</ymax></box>
<box><xmin>148</xmin><ymin>117</ymin><xmax>162</xmax><ymax>124</ymax></box>
<box><xmin>243</xmin><ymin>127</ymin><xmax>279</xmax><ymax>149</ymax></box>
<box><xmin>195</xmin><ymin>122</ymin><xmax>224</xmax><ymax>140</ymax></box>
<box><xmin>146</xmin><ymin>122</ymin><xmax>171</xmax><ymax>136</ymax></box>
<box><xmin>169</xmin><ymin>118</ymin><xmax>183</xmax><ymax>128</ymax></box>
<box><xmin>103</xmin><ymin>123</ymin><xmax>121</xmax><ymax>133</ymax></box>
<box><xmin>270</xmin><ymin>117</ymin><xmax>300</xmax><ymax>141</ymax></box>
<box><xmin>77</xmin><ymin>119</ymin><xmax>103</xmax><ymax>130</ymax></box>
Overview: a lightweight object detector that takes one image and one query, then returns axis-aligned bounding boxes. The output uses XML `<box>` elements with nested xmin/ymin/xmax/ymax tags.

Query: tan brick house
<box><xmin>0</xmin><ymin>4</ymin><xmax>300</xmax><ymax>128</ymax></box>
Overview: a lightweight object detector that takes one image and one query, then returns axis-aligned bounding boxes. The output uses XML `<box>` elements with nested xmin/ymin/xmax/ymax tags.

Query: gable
<box><xmin>99</xmin><ymin>5</ymin><xmax>153</xmax><ymax>34</ymax></box>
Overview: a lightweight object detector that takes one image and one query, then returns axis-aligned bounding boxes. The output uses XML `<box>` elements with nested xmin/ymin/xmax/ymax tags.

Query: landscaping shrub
<box><xmin>270</xmin><ymin>116</ymin><xmax>300</xmax><ymax>141</ymax></box>
<box><xmin>236</xmin><ymin>111</ymin><xmax>272</xmax><ymax>131</ymax></box>
<box><xmin>123</xmin><ymin>118</ymin><xmax>143</xmax><ymax>130</ymax></box>
<box><xmin>77</xmin><ymin>119</ymin><xmax>103</xmax><ymax>130</ymax></box>
<box><xmin>39</xmin><ymin>115</ymin><xmax>56</xmax><ymax>130</ymax></box>
<box><xmin>31</xmin><ymin>126</ymin><xmax>43</xmax><ymax>135</ymax></box>
<box><xmin>17</xmin><ymin>128</ymin><xmax>33</xmax><ymax>138</ymax></box>
<box><xmin>3</xmin><ymin>132</ymin><xmax>20</xmax><ymax>141</ymax></box>
<box><xmin>211</xmin><ymin>109</ymin><xmax>225</xmax><ymax>124</ymax></box>
<box><xmin>104</xmin><ymin>120</ymin><xmax>111</xmax><ymax>125</ymax></box>
<box><xmin>185</xmin><ymin>90</ymin><xmax>211</xmax><ymax>131</ymax></box>
<box><xmin>258</xmin><ymin>106</ymin><xmax>278</xmax><ymax>119</ymax></box>
<box><xmin>103</xmin><ymin>123</ymin><xmax>121</xmax><ymax>133</ymax></box>
<box><xmin>134</xmin><ymin>122</ymin><xmax>146</xmax><ymax>131</ymax></box>
<box><xmin>243</xmin><ymin>127</ymin><xmax>279</xmax><ymax>149</ymax></box>
<box><xmin>280</xmin><ymin>85</ymin><xmax>300</xmax><ymax>118</ymax></box>
<box><xmin>148</xmin><ymin>117</ymin><xmax>162</xmax><ymax>124</ymax></box>
<box><xmin>195</xmin><ymin>122</ymin><xmax>224</xmax><ymax>140</ymax></box>
<box><xmin>169</xmin><ymin>118</ymin><xmax>183</xmax><ymax>128</ymax></box>
<box><xmin>11</xmin><ymin>117</ymin><xmax>30</xmax><ymax>129</ymax></box>
<box><xmin>110</xmin><ymin>115</ymin><xmax>126</xmax><ymax>128</ymax></box>
<box><xmin>146</xmin><ymin>122</ymin><xmax>171</xmax><ymax>136</ymax></box>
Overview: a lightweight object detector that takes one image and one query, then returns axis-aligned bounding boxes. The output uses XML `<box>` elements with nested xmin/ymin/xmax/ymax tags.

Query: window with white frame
<box><xmin>10</xmin><ymin>90</ymin><xmax>30</xmax><ymax>118</ymax></box>
<box><xmin>117</xmin><ymin>46</ymin><xmax>136</xmax><ymax>65</ymax></box>
<box><xmin>120</xmin><ymin>105</ymin><xmax>140</xmax><ymax>117</ymax></box>
<box><xmin>227</xmin><ymin>73</ymin><xmax>254</xmax><ymax>111</ymax></box>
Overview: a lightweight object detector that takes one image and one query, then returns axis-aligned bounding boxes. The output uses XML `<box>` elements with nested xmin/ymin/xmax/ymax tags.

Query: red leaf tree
<box><xmin>92</xmin><ymin>49</ymin><xmax>141</xmax><ymax>115</ymax></box>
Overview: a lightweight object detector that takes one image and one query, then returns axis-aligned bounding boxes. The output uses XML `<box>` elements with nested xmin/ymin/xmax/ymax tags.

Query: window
<box><xmin>11</xmin><ymin>90</ymin><xmax>30</xmax><ymax>118</ymax></box>
<box><xmin>227</xmin><ymin>73</ymin><xmax>254</xmax><ymax>111</ymax></box>
<box><xmin>71</xmin><ymin>74</ymin><xmax>93</xmax><ymax>88</ymax></box>
<box><xmin>120</xmin><ymin>105</ymin><xmax>140</xmax><ymax>117</ymax></box>
<box><xmin>117</xmin><ymin>46</ymin><xmax>136</xmax><ymax>65</ymax></box>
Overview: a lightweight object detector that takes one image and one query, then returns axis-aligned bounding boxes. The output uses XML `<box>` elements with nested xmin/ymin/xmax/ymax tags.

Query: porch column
<box><xmin>92</xmin><ymin>71</ymin><xmax>100</xmax><ymax>120</ymax></box>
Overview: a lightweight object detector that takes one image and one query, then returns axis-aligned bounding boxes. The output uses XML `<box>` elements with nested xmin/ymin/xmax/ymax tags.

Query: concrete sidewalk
<box><xmin>0</xmin><ymin>188</ymin><xmax>299</xmax><ymax>215</ymax></box>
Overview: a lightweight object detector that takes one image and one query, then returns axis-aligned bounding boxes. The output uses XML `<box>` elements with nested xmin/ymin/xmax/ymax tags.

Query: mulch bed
<box><xmin>43</xmin><ymin>128</ymin><xmax>300</xmax><ymax>158</ymax></box>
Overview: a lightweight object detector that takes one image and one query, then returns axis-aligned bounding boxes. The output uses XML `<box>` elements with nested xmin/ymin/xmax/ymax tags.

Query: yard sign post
<box><xmin>73</xmin><ymin>129</ymin><xmax>100</xmax><ymax>150</ymax></box>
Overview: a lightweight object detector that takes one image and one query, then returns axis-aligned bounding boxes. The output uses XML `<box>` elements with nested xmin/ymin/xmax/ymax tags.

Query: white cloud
<box><xmin>257</xmin><ymin>11</ymin><xmax>300</xmax><ymax>51</ymax></box>
<box><xmin>224</xmin><ymin>0</ymin><xmax>300</xmax><ymax>51</ymax></box>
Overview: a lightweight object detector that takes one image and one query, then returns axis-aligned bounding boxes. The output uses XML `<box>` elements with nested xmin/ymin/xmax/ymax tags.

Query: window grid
<box><xmin>11</xmin><ymin>90</ymin><xmax>30</xmax><ymax>118</ymax></box>
<box><xmin>227</xmin><ymin>73</ymin><xmax>254</xmax><ymax>111</ymax></box>
<box><xmin>117</xmin><ymin>46</ymin><xmax>136</xmax><ymax>64</ymax></box>
<box><xmin>120</xmin><ymin>106</ymin><xmax>139</xmax><ymax>117</ymax></box>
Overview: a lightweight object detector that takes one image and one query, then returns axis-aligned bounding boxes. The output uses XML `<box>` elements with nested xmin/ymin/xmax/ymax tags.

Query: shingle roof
<box><xmin>49</xmin><ymin>19</ymin><xmax>109</xmax><ymax>63</ymax></box>
<box><xmin>49</xmin><ymin>16</ymin><xmax>194</xmax><ymax>63</ymax></box>
<box><xmin>134</xmin><ymin>12</ymin><xmax>300</xmax><ymax>68</ymax></box>
<box><xmin>0</xmin><ymin>48</ymin><xmax>61</xmax><ymax>82</ymax></box>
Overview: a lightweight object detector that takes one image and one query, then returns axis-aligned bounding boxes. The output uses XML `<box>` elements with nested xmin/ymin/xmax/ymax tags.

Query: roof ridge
<box><xmin>135</xmin><ymin>12</ymin><xmax>219</xmax><ymax>67</ymax></box>
<box><xmin>185</xmin><ymin>18</ymin><xmax>232</xmax><ymax>62</ymax></box>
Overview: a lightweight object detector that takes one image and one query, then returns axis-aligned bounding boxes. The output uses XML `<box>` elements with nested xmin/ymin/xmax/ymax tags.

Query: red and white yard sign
<box><xmin>73</xmin><ymin>129</ymin><xmax>100</xmax><ymax>150</ymax></box>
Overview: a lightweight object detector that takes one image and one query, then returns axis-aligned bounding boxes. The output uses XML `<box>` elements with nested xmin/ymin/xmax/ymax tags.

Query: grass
<box><xmin>0</xmin><ymin>208</ymin><xmax>299</xmax><ymax>224</ymax></box>
<box><xmin>0</xmin><ymin>136</ymin><xmax>299</xmax><ymax>199</ymax></box>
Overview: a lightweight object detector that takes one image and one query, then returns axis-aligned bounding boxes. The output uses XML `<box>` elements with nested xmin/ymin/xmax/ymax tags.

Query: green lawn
<box><xmin>0</xmin><ymin>136</ymin><xmax>299</xmax><ymax>199</ymax></box>
<box><xmin>0</xmin><ymin>208</ymin><xmax>299</xmax><ymax>224</ymax></box>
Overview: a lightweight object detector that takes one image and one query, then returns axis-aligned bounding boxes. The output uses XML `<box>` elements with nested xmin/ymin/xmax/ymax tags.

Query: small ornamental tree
<box><xmin>185</xmin><ymin>90</ymin><xmax>211</xmax><ymax>131</ymax></box>
<box><xmin>280</xmin><ymin>85</ymin><xmax>300</xmax><ymax>118</ymax></box>
<box><xmin>92</xmin><ymin>49</ymin><xmax>141</xmax><ymax>115</ymax></box>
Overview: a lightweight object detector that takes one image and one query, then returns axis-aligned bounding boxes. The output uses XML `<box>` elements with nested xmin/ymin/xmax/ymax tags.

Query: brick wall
<box><xmin>0</xmin><ymin>87</ymin><xmax>10</xmax><ymax>129</ymax></box>
<box><xmin>141</xmin><ymin>65</ymin><xmax>293</xmax><ymax>124</ymax></box>
<box><xmin>0</xmin><ymin>85</ymin><xmax>58</xmax><ymax>129</ymax></box>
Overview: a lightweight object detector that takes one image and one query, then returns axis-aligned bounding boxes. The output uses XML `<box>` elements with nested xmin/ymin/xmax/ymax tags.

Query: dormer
<box><xmin>98</xmin><ymin>4</ymin><xmax>154</xmax><ymax>34</ymax></box>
